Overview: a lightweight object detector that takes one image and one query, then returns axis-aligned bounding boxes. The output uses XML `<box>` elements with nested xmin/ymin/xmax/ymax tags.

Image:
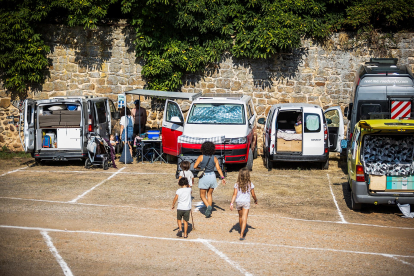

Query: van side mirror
<box><xmin>258</xmin><ymin>118</ymin><xmax>265</xmax><ymax>125</ymax></box>
<box><xmin>112</xmin><ymin>111</ymin><xmax>120</xmax><ymax>120</ymax></box>
<box><xmin>170</xmin><ymin>116</ymin><xmax>183</xmax><ymax>125</ymax></box>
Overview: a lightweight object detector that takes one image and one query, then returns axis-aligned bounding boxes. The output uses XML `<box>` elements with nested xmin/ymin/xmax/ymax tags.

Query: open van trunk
<box><xmin>37</xmin><ymin>102</ymin><xmax>82</xmax><ymax>151</ymax></box>
<box><xmin>275</xmin><ymin>110</ymin><xmax>302</xmax><ymax>153</ymax></box>
<box><xmin>361</xmin><ymin>134</ymin><xmax>414</xmax><ymax>193</ymax></box>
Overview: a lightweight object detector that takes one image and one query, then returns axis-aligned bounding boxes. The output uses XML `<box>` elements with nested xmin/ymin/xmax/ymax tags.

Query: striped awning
<box><xmin>177</xmin><ymin>135</ymin><xmax>225</xmax><ymax>144</ymax></box>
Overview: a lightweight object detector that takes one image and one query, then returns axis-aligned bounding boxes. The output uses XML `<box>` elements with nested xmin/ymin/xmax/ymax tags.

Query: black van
<box><xmin>344</xmin><ymin>58</ymin><xmax>414</xmax><ymax>141</ymax></box>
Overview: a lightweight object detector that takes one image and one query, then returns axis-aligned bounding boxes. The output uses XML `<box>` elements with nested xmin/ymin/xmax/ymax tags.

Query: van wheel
<box><xmin>351</xmin><ymin>192</ymin><xmax>362</xmax><ymax>211</ymax></box>
<box><xmin>246</xmin><ymin>149</ymin><xmax>253</xmax><ymax>171</ymax></box>
<box><xmin>35</xmin><ymin>158</ymin><xmax>43</xmax><ymax>166</ymax></box>
<box><xmin>253</xmin><ymin>145</ymin><xmax>258</xmax><ymax>159</ymax></box>
<box><xmin>321</xmin><ymin>158</ymin><xmax>329</xmax><ymax>170</ymax></box>
<box><xmin>265</xmin><ymin>154</ymin><xmax>273</xmax><ymax>171</ymax></box>
<box><xmin>85</xmin><ymin>159</ymin><xmax>92</xmax><ymax>169</ymax></box>
<box><xmin>103</xmin><ymin>160</ymin><xmax>109</xmax><ymax>170</ymax></box>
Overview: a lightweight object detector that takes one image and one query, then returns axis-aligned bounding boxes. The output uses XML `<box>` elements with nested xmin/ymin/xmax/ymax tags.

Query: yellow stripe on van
<box><xmin>358</xmin><ymin>119</ymin><xmax>414</xmax><ymax>130</ymax></box>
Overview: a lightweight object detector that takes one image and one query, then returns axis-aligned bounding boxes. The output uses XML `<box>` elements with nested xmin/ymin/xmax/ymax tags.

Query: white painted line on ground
<box><xmin>2</xmin><ymin>196</ymin><xmax>414</xmax><ymax>230</ymax></box>
<box><xmin>69</xmin><ymin>167</ymin><xmax>126</xmax><ymax>203</ymax></box>
<box><xmin>327</xmin><ymin>173</ymin><xmax>347</xmax><ymax>223</ymax></box>
<box><xmin>387</xmin><ymin>255</ymin><xmax>414</xmax><ymax>268</ymax></box>
<box><xmin>40</xmin><ymin>231</ymin><xmax>74</xmax><ymax>276</ymax></box>
<box><xmin>2</xmin><ymin>225</ymin><xmax>414</xmax><ymax>261</ymax></box>
<box><xmin>200</xmin><ymin>239</ymin><xmax>253</xmax><ymax>276</ymax></box>
<box><xmin>0</xmin><ymin>166</ymin><xmax>27</xmax><ymax>177</ymax></box>
<box><xmin>250</xmin><ymin>173</ymin><xmax>326</xmax><ymax>179</ymax></box>
<box><xmin>23</xmin><ymin>170</ymin><xmax>170</xmax><ymax>175</ymax></box>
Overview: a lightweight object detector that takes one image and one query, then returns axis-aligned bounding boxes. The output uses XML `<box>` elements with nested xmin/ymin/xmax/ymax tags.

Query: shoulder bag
<box><xmin>198</xmin><ymin>155</ymin><xmax>212</xmax><ymax>179</ymax></box>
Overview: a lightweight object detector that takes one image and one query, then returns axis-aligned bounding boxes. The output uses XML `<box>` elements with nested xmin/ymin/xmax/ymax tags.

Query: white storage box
<box><xmin>57</xmin><ymin>128</ymin><xmax>81</xmax><ymax>149</ymax></box>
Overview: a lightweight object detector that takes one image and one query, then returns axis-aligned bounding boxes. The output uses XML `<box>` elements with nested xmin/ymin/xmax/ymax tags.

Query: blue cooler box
<box><xmin>147</xmin><ymin>130</ymin><xmax>160</xmax><ymax>139</ymax></box>
<box><xmin>386</xmin><ymin>176</ymin><xmax>414</xmax><ymax>190</ymax></box>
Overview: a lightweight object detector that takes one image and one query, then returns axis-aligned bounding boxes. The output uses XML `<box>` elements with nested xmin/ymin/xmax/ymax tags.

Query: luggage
<box><xmin>42</xmin><ymin>135</ymin><xmax>51</xmax><ymax>148</ymax></box>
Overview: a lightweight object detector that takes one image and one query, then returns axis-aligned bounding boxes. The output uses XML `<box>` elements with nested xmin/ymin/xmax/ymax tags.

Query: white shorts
<box><xmin>236</xmin><ymin>202</ymin><xmax>250</xmax><ymax>210</ymax></box>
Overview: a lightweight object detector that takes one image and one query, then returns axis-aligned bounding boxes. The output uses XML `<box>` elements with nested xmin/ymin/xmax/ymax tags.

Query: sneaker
<box><xmin>176</xmin><ymin>231</ymin><xmax>182</xmax><ymax>237</ymax></box>
<box><xmin>205</xmin><ymin>206</ymin><xmax>212</xmax><ymax>217</ymax></box>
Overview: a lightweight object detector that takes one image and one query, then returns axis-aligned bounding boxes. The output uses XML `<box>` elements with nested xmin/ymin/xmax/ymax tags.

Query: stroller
<box><xmin>85</xmin><ymin>133</ymin><xmax>114</xmax><ymax>170</ymax></box>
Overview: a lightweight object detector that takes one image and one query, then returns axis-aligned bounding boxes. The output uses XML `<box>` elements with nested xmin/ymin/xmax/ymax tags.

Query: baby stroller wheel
<box><xmin>103</xmin><ymin>159</ymin><xmax>109</xmax><ymax>170</ymax></box>
<box><xmin>85</xmin><ymin>159</ymin><xmax>92</xmax><ymax>169</ymax></box>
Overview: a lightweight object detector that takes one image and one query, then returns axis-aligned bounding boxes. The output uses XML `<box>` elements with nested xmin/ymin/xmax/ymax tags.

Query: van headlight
<box><xmin>229</xmin><ymin>137</ymin><xmax>247</xmax><ymax>144</ymax></box>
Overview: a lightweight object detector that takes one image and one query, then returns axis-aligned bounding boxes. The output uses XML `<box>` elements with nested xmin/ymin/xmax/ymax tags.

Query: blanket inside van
<box><xmin>277</xmin><ymin>129</ymin><xmax>302</xmax><ymax>141</ymax></box>
<box><xmin>363</xmin><ymin>136</ymin><xmax>414</xmax><ymax>176</ymax></box>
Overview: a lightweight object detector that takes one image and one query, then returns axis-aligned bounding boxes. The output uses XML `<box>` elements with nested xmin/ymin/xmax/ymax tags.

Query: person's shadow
<box><xmin>229</xmin><ymin>223</ymin><xmax>256</xmax><ymax>237</ymax></box>
<box><xmin>173</xmin><ymin>222</ymin><xmax>194</xmax><ymax>237</ymax></box>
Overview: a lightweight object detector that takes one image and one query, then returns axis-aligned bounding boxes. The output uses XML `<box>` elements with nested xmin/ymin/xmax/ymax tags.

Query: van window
<box><xmin>304</xmin><ymin>113</ymin><xmax>321</xmax><ymax>132</ymax></box>
<box><xmin>325</xmin><ymin>109</ymin><xmax>340</xmax><ymax>127</ymax></box>
<box><xmin>187</xmin><ymin>103</ymin><xmax>245</xmax><ymax>124</ymax></box>
<box><xmin>248</xmin><ymin>101</ymin><xmax>254</xmax><ymax>119</ymax></box>
<box><xmin>95</xmin><ymin>101</ymin><xmax>107</xmax><ymax>123</ymax></box>
<box><xmin>247</xmin><ymin>104</ymin><xmax>252</xmax><ymax>119</ymax></box>
<box><xmin>360</xmin><ymin>104</ymin><xmax>381</xmax><ymax>120</ymax></box>
<box><xmin>266</xmin><ymin>110</ymin><xmax>273</xmax><ymax>129</ymax></box>
<box><xmin>166</xmin><ymin>101</ymin><xmax>184</xmax><ymax>122</ymax></box>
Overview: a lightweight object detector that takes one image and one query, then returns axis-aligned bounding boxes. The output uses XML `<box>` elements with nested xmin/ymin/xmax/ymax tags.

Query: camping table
<box><xmin>140</xmin><ymin>139</ymin><xmax>166</xmax><ymax>163</ymax></box>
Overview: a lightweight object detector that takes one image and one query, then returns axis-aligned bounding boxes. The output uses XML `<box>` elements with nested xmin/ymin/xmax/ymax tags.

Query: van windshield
<box><xmin>187</xmin><ymin>103</ymin><xmax>245</xmax><ymax>124</ymax></box>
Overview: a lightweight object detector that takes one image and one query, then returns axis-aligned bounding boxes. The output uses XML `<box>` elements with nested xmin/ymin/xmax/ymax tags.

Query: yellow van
<box><xmin>347</xmin><ymin>119</ymin><xmax>414</xmax><ymax>210</ymax></box>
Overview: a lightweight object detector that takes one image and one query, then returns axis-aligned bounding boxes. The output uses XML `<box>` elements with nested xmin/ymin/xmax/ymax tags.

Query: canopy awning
<box><xmin>178</xmin><ymin>135</ymin><xmax>225</xmax><ymax>144</ymax></box>
<box><xmin>124</xmin><ymin>89</ymin><xmax>201</xmax><ymax>101</ymax></box>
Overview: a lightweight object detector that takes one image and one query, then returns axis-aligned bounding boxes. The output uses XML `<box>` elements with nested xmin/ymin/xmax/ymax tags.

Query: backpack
<box><xmin>42</xmin><ymin>135</ymin><xmax>51</xmax><ymax>148</ymax></box>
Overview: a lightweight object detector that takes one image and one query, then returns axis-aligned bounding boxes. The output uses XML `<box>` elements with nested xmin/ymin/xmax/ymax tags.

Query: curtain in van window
<box><xmin>95</xmin><ymin>102</ymin><xmax>107</xmax><ymax>123</ymax></box>
<box><xmin>305</xmin><ymin>114</ymin><xmax>320</xmax><ymax>131</ymax></box>
<box><xmin>187</xmin><ymin>104</ymin><xmax>244</xmax><ymax>124</ymax></box>
<box><xmin>166</xmin><ymin>102</ymin><xmax>183</xmax><ymax>122</ymax></box>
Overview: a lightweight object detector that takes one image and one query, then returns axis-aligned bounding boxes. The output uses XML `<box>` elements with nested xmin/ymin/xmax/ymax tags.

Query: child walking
<box><xmin>172</xmin><ymin>178</ymin><xmax>192</xmax><ymax>238</ymax></box>
<box><xmin>230</xmin><ymin>167</ymin><xmax>257</xmax><ymax>240</ymax></box>
<box><xmin>178</xmin><ymin>161</ymin><xmax>194</xmax><ymax>187</ymax></box>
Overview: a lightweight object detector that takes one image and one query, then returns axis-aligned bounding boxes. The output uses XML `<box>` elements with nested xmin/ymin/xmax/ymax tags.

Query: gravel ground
<box><xmin>0</xmin><ymin>155</ymin><xmax>413</xmax><ymax>275</ymax></box>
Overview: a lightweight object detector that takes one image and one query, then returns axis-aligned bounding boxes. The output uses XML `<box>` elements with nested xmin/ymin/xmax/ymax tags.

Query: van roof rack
<box><xmin>50</xmin><ymin>96</ymin><xmax>94</xmax><ymax>99</ymax></box>
<box><xmin>366</xmin><ymin>58</ymin><xmax>398</xmax><ymax>65</ymax></box>
<box><xmin>200</xmin><ymin>93</ymin><xmax>244</xmax><ymax>99</ymax></box>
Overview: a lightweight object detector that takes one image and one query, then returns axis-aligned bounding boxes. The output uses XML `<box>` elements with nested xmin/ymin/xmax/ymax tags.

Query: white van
<box><xmin>162</xmin><ymin>94</ymin><xmax>258</xmax><ymax>170</ymax></box>
<box><xmin>258</xmin><ymin>103</ymin><xmax>344</xmax><ymax>170</ymax></box>
<box><xmin>20</xmin><ymin>96</ymin><xmax>119</xmax><ymax>163</ymax></box>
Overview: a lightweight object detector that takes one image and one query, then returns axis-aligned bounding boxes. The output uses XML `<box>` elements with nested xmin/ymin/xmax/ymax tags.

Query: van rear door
<box><xmin>162</xmin><ymin>100</ymin><xmax>184</xmax><ymax>156</ymax></box>
<box><xmin>22</xmin><ymin>99</ymin><xmax>36</xmax><ymax>153</ymax></box>
<box><xmin>90</xmin><ymin>99</ymin><xmax>110</xmax><ymax>139</ymax></box>
<box><xmin>324</xmin><ymin>106</ymin><xmax>344</xmax><ymax>152</ymax></box>
<box><xmin>302</xmin><ymin>108</ymin><xmax>324</xmax><ymax>155</ymax></box>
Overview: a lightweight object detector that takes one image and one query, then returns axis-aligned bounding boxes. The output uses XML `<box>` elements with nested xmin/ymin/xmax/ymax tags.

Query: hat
<box><xmin>134</xmin><ymin>99</ymin><xmax>140</xmax><ymax>105</ymax></box>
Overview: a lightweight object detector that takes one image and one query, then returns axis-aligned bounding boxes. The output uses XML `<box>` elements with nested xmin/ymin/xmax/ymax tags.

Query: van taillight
<box><xmin>88</xmin><ymin>115</ymin><xmax>93</xmax><ymax>132</ymax></box>
<box><xmin>349</xmin><ymin>133</ymin><xmax>353</xmax><ymax>140</ymax></box>
<box><xmin>356</xmin><ymin>165</ymin><xmax>365</xmax><ymax>182</ymax></box>
<box><xmin>324</xmin><ymin>125</ymin><xmax>328</xmax><ymax>140</ymax></box>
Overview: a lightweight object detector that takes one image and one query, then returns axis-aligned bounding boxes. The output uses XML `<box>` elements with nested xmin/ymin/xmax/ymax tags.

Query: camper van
<box><xmin>162</xmin><ymin>94</ymin><xmax>258</xmax><ymax>170</ymax></box>
<box><xmin>259</xmin><ymin>103</ymin><xmax>344</xmax><ymax>170</ymax></box>
<box><xmin>20</xmin><ymin>96</ymin><xmax>119</xmax><ymax>162</ymax></box>
<box><xmin>347</xmin><ymin>119</ymin><xmax>414</xmax><ymax>210</ymax></box>
<box><xmin>344</xmin><ymin>58</ymin><xmax>414</xmax><ymax>142</ymax></box>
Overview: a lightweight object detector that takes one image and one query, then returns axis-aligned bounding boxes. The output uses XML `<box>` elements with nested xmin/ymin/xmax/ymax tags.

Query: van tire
<box><xmin>265</xmin><ymin>154</ymin><xmax>273</xmax><ymax>171</ymax></box>
<box><xmin>85</xmin><ymin>159</ymin><xmax>92</xmax><ymax>169</ymax></box>
<box><xmin>253</xmin><ymin>146</ymin><xmax>258</xmax><ymax>159</ymax></box>
<box><xmin>351</xmin><ymin>192</ymin><xmax>362</xmax><ymax>210</ymax></box>
<box><xmin>246</xmin><ymin>149</ymin><xmax>253</xmax><ymax>171</ymax></box>
<box><xmin>321</xmin><ymin>158</ymin><xmax>329</xmax><ymax>170</ymax></box>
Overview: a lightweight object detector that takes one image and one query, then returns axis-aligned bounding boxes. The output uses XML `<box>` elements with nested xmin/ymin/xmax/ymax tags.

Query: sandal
<box><xmin>176</xmin><ymin>231</ymin><xmax>182</xmax><ymax>237</ymax></box>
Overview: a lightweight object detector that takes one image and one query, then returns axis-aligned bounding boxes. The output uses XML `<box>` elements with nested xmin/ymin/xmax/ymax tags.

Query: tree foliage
<box><xmin>1</xmin><ymin>0</ymin><xmax>414</xmax><ymax>98</ymax></box>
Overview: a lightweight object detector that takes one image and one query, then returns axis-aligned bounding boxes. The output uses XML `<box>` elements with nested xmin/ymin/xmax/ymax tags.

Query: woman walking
<box><xmin>194</xmin><ymin>141</ymin><xmax>226</xmax><ymax>217</ymax></box>
<box><xmin>120</xmin><ymin>107</ymin><xmax>134</xmax><ymax>157</ymax></box>
<box><xmin>230</xmin><ymin>167</ymin><xmax>257</xmax><ymax>240</ymax></box>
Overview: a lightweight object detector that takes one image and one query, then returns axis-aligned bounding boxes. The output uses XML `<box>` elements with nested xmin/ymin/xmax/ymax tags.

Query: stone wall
<box><xmin>1</xmin><ymin>25</ymin><xmax>414</xmax><ymax>153</ymax></box>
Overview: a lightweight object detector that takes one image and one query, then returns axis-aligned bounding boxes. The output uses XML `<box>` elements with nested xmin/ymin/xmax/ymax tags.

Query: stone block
<box><xmin>78</xmin><ymin>66</ymin><xmax>87</xmax><ymax>73</ymax></box>
<box><xmin>107</xmin><ymin>76</ymin><xmax>119</xmax><ymax>85</ymax></box>
<box><xmin>0</xmin><ymin>99</ymin><xmax>10</xmax><ymax>108</ymax></box>
<box><xmin>67</xmin><ymin>90</ymin><xmax>82</xmax><ymax>96</ymax></box>
<box><xmin>89</xmin><ymin>72</ymin><xmax>100</xmax><ymax>78</ymax></box>
<box><xmin>54</xmin><ymin>82</ymin><xmax>67</xmax><ymax>91</ymax></box>
<box><xmin>118</xmin><ymin>77</ymin><xmax>128</xmax><ymax>85</ymax></box>
<box><xmin>65</xmin><ymin>64</ymin><xmax>78</xmax><ymax>72</ymax></box>
<box><xmin>60</xmin><ymin>73</ymin><xmax>72</xmax><ymax>81</ymax></box>
<box><xmin>231</xmin><ymin>81</ymin><xmax>241</xmax><ymax>91</ymax></box>
<box><xmin>110</xmin><ymin>63</ymin><xmax>122</xmax><ymax>73</ymax></box>
<box><xmin>221</xmin><ymin>70</ymin><xmax>234</xmax><ymax>78</ymax></box>
<box><xmin>291</xmin><ymin>95</ymin><xmax>307</xmax><ymax>103</ymax></box>
<box><xmin>258</xmin><ymin>99</ymin><xmax>267</xmax><ymax>105</ymax></box>
<box><xmin>82</xmin><ymin>83</ymin><xmax>95</xmax><ymax>90</ymax></box>
<box><xmin>42</xmin><ymin>82</ymin><xmax>54</xmax><ymax>92</ymax></box>
<box><xmin>300</xmin><ymin>73</ymin><xmax>313</xmax><ymax>82</ymax></box>
<box><xmin>216</xmin><ymin>79</ymin><xmax>231</xmax><ymax>89</ymax></box>
<box><xmin>328</xmin><ymin>76</ymin><xmax>340</xmax><ymax>83</ymax></box>
<box><xmin>96</xmin><ymin>86</ymin><xmax>112</xmax><ymax>94</ymax></box>
<box><xmin>315</xmin><ymin>82</ymin><xmax>325</xmax><ymax>87</ymax></box>
<box><xmin>49</xmin><ymin>91</ymin><xmax>66</xmax><ymax>97</ymax></box>
<box><xmin>341</xmin><ymin>72</ymin><xmax>355</xmax><ymax>82</ymax></box>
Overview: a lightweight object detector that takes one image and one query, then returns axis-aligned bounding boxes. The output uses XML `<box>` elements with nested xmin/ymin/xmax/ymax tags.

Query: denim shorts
<box><xmin>236</xmin><ymin>202</ymin><xmax>250</xmax><ymax>210</ymax></box>
<box><xmin>198</xmin><ymin>172</ymin><xmax>217</xmax><ymax>190</ymax></box>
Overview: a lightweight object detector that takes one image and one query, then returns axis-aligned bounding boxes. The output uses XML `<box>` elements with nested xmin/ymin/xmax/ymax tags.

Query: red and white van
<box><xmin>162</xmin><ymin>94</ymin><xmax>258</xmax><ymax>170</ymax></box>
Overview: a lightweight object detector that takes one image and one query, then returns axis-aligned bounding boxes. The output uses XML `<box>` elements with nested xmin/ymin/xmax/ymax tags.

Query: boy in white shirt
<box><xmin>172</xmin><ymin>178</ymin><xmax>192</xmax><ymax>238</ymax></box>
<box><xmin>178</xmin><ymin>161</ymin><xmax>194</xmax><ymax>187</ymax></box>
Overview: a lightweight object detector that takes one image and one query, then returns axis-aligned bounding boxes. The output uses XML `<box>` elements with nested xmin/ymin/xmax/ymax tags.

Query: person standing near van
<box><xmin>230</xmin><ymin>167</ymin><xmax>257</xmax><ymax>240</ymax></box>
<box><xmin>120</xmin><ymin>107</ymin><xmax>134</xmax><ymax>157</ymax></box>
<box><xmin>131</xmin><ymin>100</ymin><xmax>147</xmax><ymax>136</ymax></box>
<box><xmin>194</xmin><ymin>141</ymin><xmax>226</xmax><ymax>217</ymax></box>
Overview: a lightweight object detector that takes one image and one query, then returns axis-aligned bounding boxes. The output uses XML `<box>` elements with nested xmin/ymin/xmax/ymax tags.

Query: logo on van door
<box><xmin>311</xmin><ymin>139</ymin><xmax>321</xmax><ymax>141</ymax></box>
